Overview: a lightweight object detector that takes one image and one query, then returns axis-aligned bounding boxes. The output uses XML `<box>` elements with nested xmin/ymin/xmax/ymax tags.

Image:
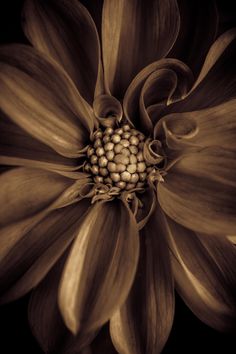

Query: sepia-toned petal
<box><xmin>0</xmin><ymin>45</ymin><xmax>94</xmax><ymax>157</ymax></box>
<box><xmin>157</xmin><ymin>100</ymin><xmax>236</xmax><ymax>151</ymax></box>
<box><xmin>169</xmin><ymin>0</ymin><xmax>218</xmax><ymax>76</ymax></box>
<box><xmin>110</xmin><ymin>206</ymin><xmax>174</xmax><ymax>354</ymax></box>
<box><xmin>28</xmin><ymin>255</ymin><xmax>97</xmax><ymax>354</ymax></box>
<box><xmin>0</xmin><ymin>113</ymin><xmax>78</xmax><ymax>171</ymax></box>
<box><xmin>124</xmin><ymin>59</ymin><xmax>193</xmax><ymax>132</ymax></box>
<box><xmin>102</xmin><ymin>0</ymin><xmax>180</xmax><ymax>98</ymax></box>
<box><xmin>23</xmin><ymin>0</ymin><xmax>103</xmax><ymax>104</ymax></box>
<box><xmin>158</xmin><ymin>147</ymin><xmax>236</xmax><ymax>235</ymax></box>
<box><xmin>165</xmin><ymin>29</ymin><xmax>236</xmax><ymax>114</ymax></box>
<box><xmin>0</xmin><ymin>167</ymin><xmax>71</xmax><ymax>226</ymax></box>
<box><xmin>189</xmin><ymin>28</ymin><xmax>236</xmax><ymax>93</ymax></box>
<box><xmin>166</xmin><ymin>217</ymin><xmax>236</xmax><ymax>332</ymax></box>
<box><xmin>0</xmin><ymin>200</ymin><xmax>90</xmax><ymax>302</ymax></box>
<box><xmin>59</xmin><ymin>199</ymin><xmax>139</xmax><ymax>334</ymax></box>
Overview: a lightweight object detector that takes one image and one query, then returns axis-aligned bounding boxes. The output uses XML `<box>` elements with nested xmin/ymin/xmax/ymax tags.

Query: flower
<box><xmin>0</xmin><ymin>0</ymin><xmax>236</xmax><ymax>353</ymax></box>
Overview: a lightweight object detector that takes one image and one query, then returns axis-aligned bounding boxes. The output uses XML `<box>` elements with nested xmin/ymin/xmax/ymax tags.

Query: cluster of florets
<box><xmin>84</xmin><ymin>124</ymin><xmax>152</xmax><ymax>191</ymax></box>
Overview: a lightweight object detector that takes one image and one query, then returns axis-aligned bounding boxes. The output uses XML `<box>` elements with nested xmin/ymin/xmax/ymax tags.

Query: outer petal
<box><xmin>165</xmin><ymin>29</ymin><xmax>236</xmax><ymax>114</ymax></box>
<box><xmin>0</xmin><ymin>199</ymin><xmax>90</xmax><ymax>302</ymax></box>
<box><xmin>156</xmin><ymin>99</ymin><xmax>236</xmax><ymax>151</ymax></box>
<box><xmin>28</xmin><ymin>255</ymin><xmax>96</xmax><ymax>354</ymax></box>
<box><xmin>110</xmin><ymin>206</ymin><xmax>174</xmax><ymax>354</ymax></box>
<box><xmin>123</xmin><ymin>59</ymin><xmax>193</xmax><ymax>132</ymax></box>
<box><xmin>23</xmin><ymin>0</ymin><xmax>103</xmax><ymax>104</ymax></box>
<box><xmin>158</xmin><ymin>147</ymin><xmax>236</xmax><ymax>235</ymax></box>
<box><xmin>169</xmin><ymin>0</ymin><xmax>218</xmax><ymax>76</ymax></box>
<box><xmin>0</xmin><ymin>113</ymin><xmax>78</xmax><ymax>172</ymax></box>
<box><xmin>58</xmin><ymin>199</ymin><xmax>139</xmax><ymax>334</ymax></box>
<box><xmin>166</xmin><ymin>217</ymin><xmax>236</xmax><ymax>332</ymax></box>
<box><xmin>0</xmin><ymin>45</ymin><xmax>94</xmax><ymax>157</ymax></box>
<box><xmin>102</xmin><ymin>0</ymin><xmax>180</xmax><ymax>98</ymax></box>
<box><xmin>0</xmin><ymin>167</ymin><xmax>71</xmax><ymax>226</ymax></box>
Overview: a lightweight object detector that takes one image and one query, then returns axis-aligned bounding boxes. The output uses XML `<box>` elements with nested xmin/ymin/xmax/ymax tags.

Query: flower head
<box><xmin>0</xmin><ymin>0</ymin><xmax>236</xmax><ymax>353</ymax></box>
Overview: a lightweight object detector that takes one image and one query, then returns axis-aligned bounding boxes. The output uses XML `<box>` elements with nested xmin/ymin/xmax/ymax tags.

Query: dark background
<box><xmin>0</xmin><ymin>1</ymin><xmax>235</xmax><ymax>353</ymax></box>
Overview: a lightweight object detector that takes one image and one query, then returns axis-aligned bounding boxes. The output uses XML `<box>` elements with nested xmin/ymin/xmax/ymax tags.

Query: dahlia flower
<box><xmin>0</xmin><ymin>0</ymin><xmax>235</xmax><ymax>353</ymax></box>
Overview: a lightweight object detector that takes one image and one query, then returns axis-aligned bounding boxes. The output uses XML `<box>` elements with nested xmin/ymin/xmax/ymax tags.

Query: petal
<box><xmin>0</xmin><ymin>113</ymin><xmax>78</xmax><ymax>171</ymax></box>
<box><xmin>110</xmin><ymin>206</ymin><xmax>174</xmax><ymax>354</ymax></box>
<box><xmin>0</xmin><ymin>200</ymin><xmax>91</xmax><ymax>302</ymax></box>
<box><xmin>0</xmin><ymin>167</ymin><xmax>71</xmax><ymax>226</ymax></box>
<box><xmin>169</xmin><ymin>0</ymin><xmax>218</xmax><ymax>77</ymax></box>
<box><xmin>158</xmin><ymin>147</ymin><xmax>236</xmax><ymax>235</ymax></box>
<box><xmin>28</xmin><ymin>255</ymin><xmax>96</xmax><ymax>354</ymax></box>
<box><xmin>58</xmin><ymin>199</ymin><xmax>139</xmax><ymax>334</ymax></box>
<box><xmin>102</xmin><ymin>0</ymin><xmax>180</xmax><ymax>98</ymax></box>
<box><xmin>23</xmin><ymin>0</ymin><xmax>103</xmax><ymax>104</ymax></box>
<box><xmin>189</xmin><ymin>28</ymin><xmax>236</xmax><ymax>93</ymax></box>
<box><xmin>156</xmin><ymin>99</ymin><xmax>236</xmax><ymax>151</ymax></box>
<box><xmin>123</xmin><ymin>59</ymin><xmax>193</xmax><ymax>132</ymax></box>
<box><xmin>166</xmin><ymin>217</ymin><xmax>236</xmax><ymax>332</ymax></box>
<box><xmin>165</xmin><ymin>29</ymin><xmax>236</xmax><ymax>113</ymax></box>
<box><xmin>93</xmin><ymin>94</ymin><xmax>123</xmax><ymax>128</ymax></box>
<box><xmin>0</xmin><ymin>44</ymin><xmax>94</xmax><ymax>157</ymax></box>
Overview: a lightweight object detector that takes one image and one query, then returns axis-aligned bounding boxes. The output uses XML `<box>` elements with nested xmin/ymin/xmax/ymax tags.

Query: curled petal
<box><xmin>102</xmin><ymin>0</ymin><xmax>180</xmax><ymax>98</ymax></box>
<box><xmin>139</xmin><ymin>69</ymin><xmax>177</xmax><ymax>133</ymax></box>
<box><xmin>166</xmin><ymin>217</ymin><xmax>236</xmax><ymax>332</ymax></box>
<box><xmin>159</xmin><ymin>100</ymin><xmax>236</xmax><ymax>152</ymax></box>
<box><xmin>110</xmin><ymin>206</ymin><xmax>174</xmax><ymax>354</ymax></box>
<box><xmin>158</xmin><ymin>147</ymin><xmax>236</xmax><ymax>235</ymax></box>
<box><xmin>28</xmin><ymin>255</ymin><xmax>97</xmax><ymax>354</ymax></box>
<box><xmin>124</xmin><ymin>59</ymin><xmax>193</xmax><ymax>131</ymax></box>
<box><xmin>169</xmin><ymin>0</ymin><xmax>218</xmax><ymax>76</ymax></box>
<box><xmin>23</xmin><ymin>0</ymin><xmax>103</xmax><ymax>104</ymax></box>
<box><xmin>58</xmin><ymin>199</ymin><xmax>139</xmax><ymax>334</ymax></box>
<box><xmin>93</xmin><ymin>94</ymin><xmax>123</xmax><ymax>128</ymax></box>
<box><xmin>165</xmin><ymin>29</ymin><xmax>236</xmax><ymax>113</ymax></box>
<box><xmin>0</xmin><ymin>45</ymin><xmax>94</xmax><ymax>157</ymax></box>
<box><xmin>143</xmin><ymin>139</ymin><xmax>165</xmax><ymax>165</ymax></box>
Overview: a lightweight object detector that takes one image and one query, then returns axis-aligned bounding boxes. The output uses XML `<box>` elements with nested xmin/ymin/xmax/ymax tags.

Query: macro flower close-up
<box><xmin>0</xmin><ymin>0</ymin><xmax>236</xmax><ymax>353</ymax></box>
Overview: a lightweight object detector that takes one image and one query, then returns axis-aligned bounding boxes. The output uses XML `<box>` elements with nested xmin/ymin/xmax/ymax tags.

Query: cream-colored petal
<box><xmin>0</xmin><ymin>45</ymin><xmax>94</xmax><ymax>157</ymax></box>
<box><xmin>58</xmin><ymin>199</ymin><xmax>139</xmax><ymax>334</ymax></box>
<box><xmin>110</xmin><ymin>205</ymin><xmax>174</xmax><ymax>354</ymax></box>
<box><xmin>102</xmin><ymin>0</ymin><xmax>180</xmax><ymax>97</ymax></box>
<box><xmin>23</xmin><ymin>0</ymin><xmax>103</xmax><ymax>104</ymax></box>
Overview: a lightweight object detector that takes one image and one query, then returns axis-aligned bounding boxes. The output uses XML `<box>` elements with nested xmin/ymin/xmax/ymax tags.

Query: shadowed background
<box><xmin>0</xmin><ymin>0</ymin><xmax>235</xmax><ymax>353</ymax></box>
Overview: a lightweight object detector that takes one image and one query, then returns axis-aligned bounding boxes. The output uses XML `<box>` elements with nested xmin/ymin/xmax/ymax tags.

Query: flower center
<box><xmin>84</xmin><ymin>124</ymin><xmax>153</xmax><ymax>191</ymax></box>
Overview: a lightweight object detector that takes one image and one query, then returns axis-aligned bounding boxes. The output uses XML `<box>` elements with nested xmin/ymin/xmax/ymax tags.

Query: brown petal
<box><xmin>123</xmin><ymin>59</ymin><xmax>193</xmax><ymax>132</ymax></box>
<box><xmin>165</xmin><ymin>29</ymin><xmax>236</xmax><ymax>114</ymax></box>
<box><xmin>23</xmin><ymin>0</ymin><xmax>103</xmax><ymax>104</ymax></box>
<box><xmin>169</xmin><ymin>0</ymin><xmax>218</xmax><ymax>77</ymax></box>
<box><xmin>166</xmin><ymin>217</ymin><xmax>236</xmax><ymax>332</ymax></box>
<box><xmin>0</xmin><ymin>199</ymin><xmax>91</xmax><ymax>302</ymax></box>
<box><xmin>58</xmin><ymin>199</ymin><xmax>139</xmax><ymax>334</ymax></box>
<box><xmin>189</xmin><ymin>28</ymin><xmax>236</xmax><ymax>93</ymax></box>
<box><xmin>158</xmin><ymin>147</ymin><xmax>236</xmax><ymax>235</ymax></box>
<box><xmin>0</xmin><ymin>45</ymin><xmax>94</xmax><ymax>157</ymax></box>
<box><xmin>156</xmin><ymin>99</ymin><xmax>236</xmax><ymax>151</ymax></box>
<box><xmin>0</xmin><ymin>113</ymin><xmax>78</xmax><ymax>172</ymax></box>
<box><xmin>93</xmin><ymin>94</ymin><xmax>123</xmax><ymax>127</ymax></box>
<box><xmin>139</xmin><ymin>69</ymin><xmax>177</xmax><ymax>133</ymax></box>
<box><xmin>102</xmin><ymin>0</ymin><xmax>180</xmax><ymax>98</ymax></box>
<box><xmin>0</xmin><ymin>167</ymin><xmax>71</xmax><ymax>226</ymax></box>
<box><xmin>110</xmin><ymin>205</ymin><xmax>174</xmax><ymax>354</ymax></box>
<box><xmin>28</xmin><ymin>254</ymin><xmax>97</xmax><ymax>354</ymax></box>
